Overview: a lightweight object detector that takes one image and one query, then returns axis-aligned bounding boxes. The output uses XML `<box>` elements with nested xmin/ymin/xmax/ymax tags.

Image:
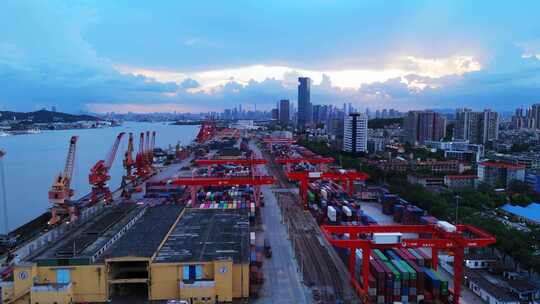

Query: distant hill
<box><xmin>0</xmin><ymin>110</ymin><xmax>100</xmax><ymax>123</ymax></box>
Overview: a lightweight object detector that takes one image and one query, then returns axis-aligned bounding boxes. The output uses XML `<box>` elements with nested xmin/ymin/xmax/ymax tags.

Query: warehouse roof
<box><xmin>101</xmin><ymin>204</ymin><xmax>184</xmax><ymax>260</ymax></box>
<box><xmin>154</xmin><ymin>209</ymin><xmax>249</xmax><ymax>263</ymax></box>
<box><xmin>500</xmin><ymin>202</ymin><xmax>540</xmax><ymax>224</ymax></box>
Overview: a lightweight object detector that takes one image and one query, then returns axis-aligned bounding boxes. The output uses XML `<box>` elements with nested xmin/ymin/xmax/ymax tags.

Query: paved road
<box><xmin>251</xmin><ymin>141</ymin><xmax>311</xmax><ymax>304</ymax></box>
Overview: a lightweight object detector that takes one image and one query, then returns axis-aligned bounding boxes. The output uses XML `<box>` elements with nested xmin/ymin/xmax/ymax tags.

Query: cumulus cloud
<box><xmin>1</xmin><ymin>1</ymin><xmax>540</xmax><ymax>113</ymax></box>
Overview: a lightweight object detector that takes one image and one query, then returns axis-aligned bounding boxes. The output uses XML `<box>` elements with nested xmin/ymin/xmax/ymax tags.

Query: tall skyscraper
<box><xmin>297</xmin><ymin>77</ymin><xmax>312</xmax><ymax>128</ymax></box>
<box><xmin>279</xmin><ymin>99</ymin><xmax>290</xmax><ymax>125</ymax></box>
<box><xmin>343</xmin><ymin>113</ymin><xmax>368</xmax><ymax>153</ymax></box>
<box><xmin>404</xmin><ymin>111</ymin><xmax>446</xmax><ymax>145</ymax></box>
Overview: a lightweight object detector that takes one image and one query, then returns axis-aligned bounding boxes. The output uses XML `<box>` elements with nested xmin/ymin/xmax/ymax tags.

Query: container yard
<box><xmin>261</xmin><ymin>137</ymin><xmax>496</xmax><ymax>304</ymax></box>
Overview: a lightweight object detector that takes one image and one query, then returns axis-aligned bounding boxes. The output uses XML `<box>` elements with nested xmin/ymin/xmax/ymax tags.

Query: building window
<box><xmin>182</xmin><ymin>265</ymin><xmax>203</xmax><ymax>281</ymax></box>
<box><xmin>56</xmin><ymin>268</ymin><xmax>70</xmax><ymax>284</ymax></box>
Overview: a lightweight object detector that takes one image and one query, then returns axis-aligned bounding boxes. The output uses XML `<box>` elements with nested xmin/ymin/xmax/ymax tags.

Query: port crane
<box><xmin>88</xmin><ymin>132</ymin><xmax>125</xmax><ymax>204</ymax></box>
<box><xmin>0</xmin><ymin>149</ymin><xmax>8</xmax><ymax>233</ymax></box>
<box><xmin>48</xmin><ymin>136</ymin><xmax>78</xmax><ymax>225</ymax></box>
<box><xmin>121</xmin><ymin>133</ymin><xmax>136</xmax><ymax>198</ymax></box>
<box><xmin>287</xmin><ymin>170</ymin><xmax>370</xmax><ymax>209</ymax></box>
<box><xmin>196</xmin><ymin>121</ymin><xmax>216</xmax><ymax>143</ymax></box>
<box><xmin>321</xmin><ymin>223</ymin><xmax>496</xmax><ymax>304</ymax></box>
<box><xmin>134</xmin><ymin>131</ymin><xmax>156</xmax><ymax>179</ymax></box>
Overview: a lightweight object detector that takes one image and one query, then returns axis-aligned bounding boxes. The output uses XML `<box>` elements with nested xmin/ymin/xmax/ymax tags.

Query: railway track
<box><xmin>263</xmin><ymin>149</ymin><xmax>360</xmax><ymax>303</ymax></box>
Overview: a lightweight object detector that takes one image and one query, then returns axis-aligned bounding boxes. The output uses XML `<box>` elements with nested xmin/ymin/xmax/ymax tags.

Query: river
<box><xmin>0</xmin><ymin>122</ymin><xmax>199</xmax><ymax>231</ymax></box>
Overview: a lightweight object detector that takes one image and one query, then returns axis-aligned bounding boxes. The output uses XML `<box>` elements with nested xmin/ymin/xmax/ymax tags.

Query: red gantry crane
<box><xmin>261</xmin><ymin>137</ymin><xmax>296</xmax><ymax>149</ymax></box>
<box><xmin>172</xmin><ymin>175</ymin><xmax>275</xmax><ymax>206</ymax></box>
<box><xmin>194</xmin><ymin>158</ymin><xmax>268</xmax><ymax>206</ymax></box>
<box><xmin>276</xmin><ymin>157</ymin><xmax>334</xmax><ymax>173</ymax></box>
<box><xmin>287</xmin><ymin>170</ymin><xmax>370</xmax><ymax>209</ymax></box>
<box><xmin>88</xmin><ymin>132</ymin><xmax>125</xmax><ymax>204</ymax></box>
<box><xmin>49</xmin><ymin>136</ymin><xmax>78</xmax><ymax>225</ymax></box>
<box><xmin>135</xmin><ymin>132</ymin><xmax>147</xmax><ymax>178</ymax></box>
<box><xmin>321</xmin><ymin>223</ymin><xmax>496</xmax><ymax>304</ymax></box>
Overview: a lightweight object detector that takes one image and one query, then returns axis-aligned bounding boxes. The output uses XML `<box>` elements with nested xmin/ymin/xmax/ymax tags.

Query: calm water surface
<box><xmin>0</xmin><ymin>122</ymin><xmax>199</xmax><ymax>231</ymax></box>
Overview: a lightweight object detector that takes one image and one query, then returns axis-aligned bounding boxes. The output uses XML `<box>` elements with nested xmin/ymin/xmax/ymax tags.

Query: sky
<box><xmin>0</xmin><ymin>0</ymin><xmax>540</xmax><ymax>114</ymax></box>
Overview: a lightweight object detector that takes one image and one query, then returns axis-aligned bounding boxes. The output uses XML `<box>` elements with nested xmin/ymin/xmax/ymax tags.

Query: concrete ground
<box><xmin>251</xmin><ymin>142</ymin><xmax>311</xmax><ymax>304</ymax></box>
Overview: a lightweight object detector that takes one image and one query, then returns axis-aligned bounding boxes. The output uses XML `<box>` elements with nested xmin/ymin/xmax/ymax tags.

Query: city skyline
<box><xmin>1</xmin><ymin>1</ymin><xmax>540</xmax><ymax>114</ymax></box>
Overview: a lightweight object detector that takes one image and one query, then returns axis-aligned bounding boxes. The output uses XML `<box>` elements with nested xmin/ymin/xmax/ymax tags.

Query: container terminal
<box><xmin>0</xmin><ymin>121</ymin><xmax>497</xmax><ymax>304</ymax></box>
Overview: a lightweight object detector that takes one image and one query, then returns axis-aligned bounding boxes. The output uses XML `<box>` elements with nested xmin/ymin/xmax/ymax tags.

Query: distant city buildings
<box><xmin>343</xmin><ymin>113</ymin><xmax>368</xmax><ymax>153</ymax></box>
<box><xmin>404</xmin><ymin>110</ymin><xmax>447</xmax><ymax>145</ymax></box>
<box><xmin>511</xmin><ymin>103</ymin><xmax>540</xmax><ymax>130</ymax></box>
<box><xmin>454</xmin><ymin>108</ymin><xmax>499</xmax><ymax>144</ymax></box>
<box><xmin>297</xmin><ymin>77</ymin><xmax>312</xmax><ymax>128</ymax></box>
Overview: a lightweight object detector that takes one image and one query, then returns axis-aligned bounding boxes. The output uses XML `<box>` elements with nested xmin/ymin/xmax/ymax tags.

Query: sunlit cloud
<box><xmin>114</xmin><ymin>55</ymin><xmax>481</xmax><ymax>94</ymax></box>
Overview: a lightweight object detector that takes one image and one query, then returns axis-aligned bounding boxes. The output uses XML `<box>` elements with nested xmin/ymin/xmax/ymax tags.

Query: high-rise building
<box><xmin>454</xmin><ymin>108</ymin><xmax>472</xmax><ymax>140</ymax></box>
<box><xmin>297</xmin><ymin>77</ymin><xmax>312</xmax><ymax>128</ymax></box>
<box><xmin>528</xmin><ymin>104</ymin><xmax>540</xmax><ymax>129</ymax></box>
<box><xmin>404</xmin><ymin>111</ymin><xmax>446</xmax><ymax>145</ymax></box>
<box><xmin>343</xmin><ymin>113</ymin><xmax>368</xmax><ymax>153</ymax></box>
<box><xmin>279</xmin><ymin>99</ymin><xmax>290</xmax><ymax>125</ymax></box>
<box><xmin>454</xmin><ymin>109</ymin><xmax>499</xmax><ymax>144</ymax></box>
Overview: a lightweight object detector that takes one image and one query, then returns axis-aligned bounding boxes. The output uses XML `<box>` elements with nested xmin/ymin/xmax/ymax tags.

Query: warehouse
<box><xmin>151</xmin><ymin>208</ymin><xmax>250</xmax><ymax>303</ymax></box>
<box><xmin>4</xmin><ymin>205</ymin><xmax>249</xmax><ymax>304</ymax></box>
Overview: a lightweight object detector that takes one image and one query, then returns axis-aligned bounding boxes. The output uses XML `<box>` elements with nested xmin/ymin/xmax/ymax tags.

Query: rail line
<box><xmin>264</xmin><ymin>149</ymin><xmax>359</xmax><ymax>303</ymax></box>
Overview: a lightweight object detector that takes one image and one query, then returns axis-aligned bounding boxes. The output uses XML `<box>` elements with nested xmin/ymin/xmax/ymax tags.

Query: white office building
<box><xmin>343</xmin><ymin>113</ymin><xmax>368</xmax><ymax>153</ymax></box>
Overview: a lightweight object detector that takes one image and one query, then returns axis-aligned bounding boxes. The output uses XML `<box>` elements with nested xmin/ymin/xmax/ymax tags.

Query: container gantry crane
<box><xmin>121</xmin><ymin>133</ymin><xmax>136</xmax><ymax>198</ymax></box>
<box><xmin>321</xmin><ymin>223</ymin><xmax>496</xmax><ymax>304</ymax></box>
<box><xmin>193</xmin><ymin>158</ymin><xmax>268</xmax><ymax>206</ymax></box>
<box><xmin>275</xmin><ymin>157</ymin><xmax>334</xmax><ymax>173</ymax></box>
<box><xmin>287</xmin><ymin>170</ymin><xmax>370</xmax><ymax>209</ymax></box>
<box><xmin>172</xmin><ymin>176</ymin><xmax>275</xmax><ymax>206</ymax></box>
<box><xmin>49</xmin><ymin>136</ymin><xmax>78</xmax><ymax>225</ymax></box>
<box><xmin>88</xmin><ymin>132</ymin><xmax>125</xmax><ymax>204</ymax></box>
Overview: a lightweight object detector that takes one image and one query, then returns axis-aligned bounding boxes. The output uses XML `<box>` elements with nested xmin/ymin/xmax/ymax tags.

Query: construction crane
<box><xmin>0</xmin><ymin>149</ymin><xmax>8</xmax><ymax>234</ymax></box>
<box><xmin>88</xmin><ymin>132</ymin><xmax>125</xmax><ymax>204</ymax></box>
<box><xmin>49</xmin><ymin>136</ymin><xmax>79</xmax><ymax>225</ymax></box>
<box><xmin>287</xmin><ymin>170</ymin><xmax>370</xmax><ymax>209</ymax></box>
<box><xmin>121</xmin><ymin>133</ymin><xmax>136</xmax><ymax>198</ymax></box>
<box><xmin>321</xmin><ymin>223</ymin><xmax>496</xmax><ymax>304</ymax></box>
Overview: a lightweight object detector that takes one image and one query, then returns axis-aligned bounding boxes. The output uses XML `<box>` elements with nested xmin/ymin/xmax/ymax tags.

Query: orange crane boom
<box><xmin>89</xmin><ymin>132</ymin><xmax>125</xmax><ymax>204</ymax></box>
<box><xmin>49</xmin><ymin>136</ymin><xmax>78</xmax><ymax>225</ymax></box>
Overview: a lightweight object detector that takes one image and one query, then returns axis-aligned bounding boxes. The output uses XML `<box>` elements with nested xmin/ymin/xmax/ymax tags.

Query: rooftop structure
<box><xmin>154</xmin><ymin>208</ymin><xmax>249</xmax><ymax>263</ymax></box>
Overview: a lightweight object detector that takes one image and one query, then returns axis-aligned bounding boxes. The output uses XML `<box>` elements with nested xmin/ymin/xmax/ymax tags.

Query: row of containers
<box><xmin>383</xmin><ymin>194</ymin><xmax>439</xmax><ymax>234</ymax></box>
<box><xmin>249</xmin><ymin>231</ymin><xmax>265</xmax><ymax>298</ymax></box>
<box><xmin>335</xmin><ymin>245</ymin><xmax>449</xmax><ymax>304</ymax></box>
<box><xmin>307</xmin><ymin>180</ymin><xmax>379</xmax><ymax>225</ymax></box>
<box><xmin>194</xmin><ymin>187</ymin><xmax>257</xmax><ymax>221</ymax></box>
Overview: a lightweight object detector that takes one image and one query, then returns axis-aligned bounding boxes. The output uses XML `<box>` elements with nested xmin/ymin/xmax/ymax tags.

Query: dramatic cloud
<box><xmin>1</xmin><ymin>0</ymin><xmax>540</xmax><ymax>113</ymax></box>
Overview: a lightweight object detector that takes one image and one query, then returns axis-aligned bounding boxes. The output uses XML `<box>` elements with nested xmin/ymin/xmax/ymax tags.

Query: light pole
<box><xmin>455</xmin><ymin>194</ymin><xmax>461</xmax><ymax>224</ymax></box>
